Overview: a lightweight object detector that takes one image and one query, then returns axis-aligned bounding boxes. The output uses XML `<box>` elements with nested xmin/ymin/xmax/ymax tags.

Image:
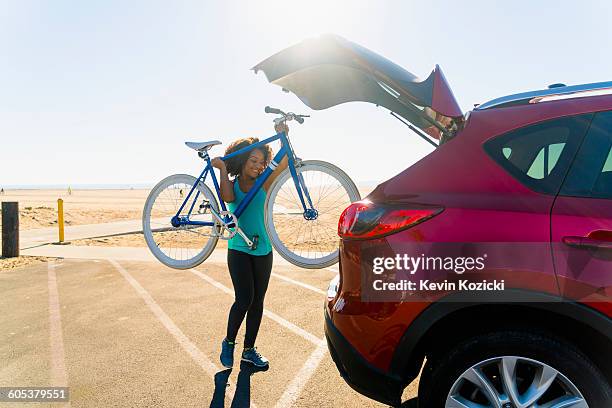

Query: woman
<box><xmin>210</xmin><ymin>124</ymin><xmax>288</xmax><ymax>369</ymax></box>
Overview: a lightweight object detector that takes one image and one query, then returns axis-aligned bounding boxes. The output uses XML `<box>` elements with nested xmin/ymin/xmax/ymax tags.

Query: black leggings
<box><xmin>226</xmin><ymin>249</ymin><xmax>273</xmax><ymax>348</ymax></box>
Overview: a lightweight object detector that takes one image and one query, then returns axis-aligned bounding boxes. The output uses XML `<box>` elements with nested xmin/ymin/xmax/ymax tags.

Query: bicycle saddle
<box><xmin>185</xmin><ymin>140</ymin><xmax>222</xmax><ymax>152</ymax></box>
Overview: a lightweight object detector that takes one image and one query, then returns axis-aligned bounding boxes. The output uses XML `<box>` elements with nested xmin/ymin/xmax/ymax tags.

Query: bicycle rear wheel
<box><xmin>265</xmin><ymin>160</ymin><xmax>360</xmax><ymax>269</ymax></box>
<box><xmin>143</xmin><ymin>174</ymin><xmax>220</xmax><ymax>269</ymax></box>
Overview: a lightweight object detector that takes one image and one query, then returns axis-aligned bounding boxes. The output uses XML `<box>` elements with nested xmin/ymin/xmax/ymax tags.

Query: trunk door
<box><xmin>253</xmin><ymin>34</ymin><xmax>462</xmax><ymax>139</ymax></box>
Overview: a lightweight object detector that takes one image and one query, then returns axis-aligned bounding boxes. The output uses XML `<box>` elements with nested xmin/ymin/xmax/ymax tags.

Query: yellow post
<box><xmin>58</xmin><ymin>198</ymin><xmax>65</xmax><ymax>243</ymax></box>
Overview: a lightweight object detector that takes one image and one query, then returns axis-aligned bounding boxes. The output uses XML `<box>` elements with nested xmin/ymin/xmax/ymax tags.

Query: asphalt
<box><xmin>1</xmin><ymin>249</ymin><xmax>419</xmax><ymax>407</ymax></box>
<box><xmin>20</xmin><ymin>247</ymin><xmax>310</xmax><ymax>269</ymax></box>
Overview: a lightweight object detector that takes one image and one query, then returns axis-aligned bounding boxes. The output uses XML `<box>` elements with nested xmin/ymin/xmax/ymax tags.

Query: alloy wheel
<box><xmin>446</xmin><ymin>356</ymin><xmax>588</xmax><ymax>408</ymax></box>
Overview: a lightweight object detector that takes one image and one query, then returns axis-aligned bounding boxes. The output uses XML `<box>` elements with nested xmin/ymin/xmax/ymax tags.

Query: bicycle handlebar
<box><xmin>265</xmin><ymin>106</ymin><xmax>284</xmax><ymax>115</ymax></box>
<box><xmin>265</xmin><ymin>106</ymin><xmax>310</xmax><ymax>125</ymax></box>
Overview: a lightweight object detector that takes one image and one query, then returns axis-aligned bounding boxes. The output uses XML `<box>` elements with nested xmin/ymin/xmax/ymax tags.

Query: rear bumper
<box><xmin>324</xmin><ymin>307</ymin><xmax>403</xmax><ymax>406</ymax></box>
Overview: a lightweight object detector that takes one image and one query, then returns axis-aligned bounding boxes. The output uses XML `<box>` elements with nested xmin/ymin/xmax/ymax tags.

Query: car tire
<box><xmin>418</xmin><ymin>330</ymin><xmax>611</xmax><ymax>407</ymax></box>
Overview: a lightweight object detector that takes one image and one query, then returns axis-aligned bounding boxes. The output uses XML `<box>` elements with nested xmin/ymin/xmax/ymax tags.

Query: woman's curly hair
<box><xmin>224</xmin><ymin>137</ymin><xmax>273</xmax><ymax>179</ymax></box>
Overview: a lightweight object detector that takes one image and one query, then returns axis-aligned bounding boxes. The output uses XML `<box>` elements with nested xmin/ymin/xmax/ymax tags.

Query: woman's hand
<box><xmin>211</xmin><ymin>157</ymin><xmax>226</xmax><ymax>170</ymax></box>
<box><xmin>274</xmin><ymin>122</ymin><xmax>289</xmax><ymax>135</ymax></box>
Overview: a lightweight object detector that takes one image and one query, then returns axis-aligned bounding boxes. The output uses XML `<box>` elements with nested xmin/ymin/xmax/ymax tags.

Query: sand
<box><xmin>0</xmin><ymin>189</ymin><xmax>146</xmax><ymax>230</ymax></box>
<box><xmin>0</xmin><ymin>256</ymin><xmax>57</xmax><ymax>271</ymax></box>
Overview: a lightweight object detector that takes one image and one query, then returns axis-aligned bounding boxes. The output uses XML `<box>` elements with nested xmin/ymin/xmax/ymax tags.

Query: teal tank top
<box><xmin>227</xmin><ymin>179</ymin><xmax>272</xmax><ymax>256</ymax></box>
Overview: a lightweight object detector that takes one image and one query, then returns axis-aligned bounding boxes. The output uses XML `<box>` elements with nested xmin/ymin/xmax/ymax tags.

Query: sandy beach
<box><xmin>0</xmin><ymin>189</ymin><xmax>146</xmax><ymax>230</ymax></box>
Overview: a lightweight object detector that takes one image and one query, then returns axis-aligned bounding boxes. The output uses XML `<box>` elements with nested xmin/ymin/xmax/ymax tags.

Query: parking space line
<box><xmin>192</xmin><ymin>268</ymin><xmax>323</xmax><ymax>345</ymax></box>
<box><xmin>48</xmin><ymin>261</ymin><xmax>71</xmax><ymax>407</ymax></box>
<box><xmin>108</xmin><ymin>260</ymin><xmax>255</xmax><ymax>408</ymax></box>
<box><xmin>271</xmin><ymin>272</ymin><xmax>326</xmax><ymax>295</ymax></box>
<box><xmin>274</xmin><ymin>339</ymin><xmax>328</xmax><ymax>408</ymax></box>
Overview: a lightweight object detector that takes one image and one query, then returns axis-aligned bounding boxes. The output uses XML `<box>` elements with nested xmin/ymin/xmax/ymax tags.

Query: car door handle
<box><xmin>562</xmin><ymin>236</ymin><xmax>612</xmax><ymax>251</ymax></box>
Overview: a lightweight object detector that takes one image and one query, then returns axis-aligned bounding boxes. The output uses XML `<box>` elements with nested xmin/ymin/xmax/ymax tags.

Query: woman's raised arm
<box><xmin>211</xmin><ymin>157</ymin><xmax>235</xmax><ymax>203</ymax></box>
<box><xmin>263</xmin><ymin>155</ymin><xmax>288</xmax><ymax>192</ymax></box>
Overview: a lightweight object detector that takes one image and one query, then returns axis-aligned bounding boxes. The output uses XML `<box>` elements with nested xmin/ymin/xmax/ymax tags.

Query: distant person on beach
<box><xmin>0</xmin><ymin>188</ymin><xmax>4</xmax><ymax>195</ymax></box>
<box><xmin>210</xmin><ymin>122</ymin><xmax>289</xmax><ymax>369</ymax></box>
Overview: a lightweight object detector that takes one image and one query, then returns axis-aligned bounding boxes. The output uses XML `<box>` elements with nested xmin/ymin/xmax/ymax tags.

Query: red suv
<box><xmin>257</xmin><ymin>35</ymin><xmax>612</xmax><ymax>406</ymax></box>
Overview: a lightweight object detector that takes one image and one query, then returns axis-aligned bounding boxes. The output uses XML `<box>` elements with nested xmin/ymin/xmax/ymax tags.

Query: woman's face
<box><xmin>241</xmin><ymin>149</ymin><xmax>266</xmax><ymax>180</ymax></box>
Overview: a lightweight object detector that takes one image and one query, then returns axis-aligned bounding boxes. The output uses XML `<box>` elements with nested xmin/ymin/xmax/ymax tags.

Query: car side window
<box><xmin>483</xmin><ymin>114</ymin><xmax>593</xmax><ymax>195</ymax></box>
<box><xmin>526</xmin><ymin>142</ymin><xmax>566</xmax><ymax>179</ymax></box>
<box><xmin>602</xmin><ymin>149</ymin><xmax>612</xmax><ymax>172</ymax></box>
<box><xmin>561</xmin><ymin>110</ymin><xmax>612</xmax><ymax>199</ymax></box>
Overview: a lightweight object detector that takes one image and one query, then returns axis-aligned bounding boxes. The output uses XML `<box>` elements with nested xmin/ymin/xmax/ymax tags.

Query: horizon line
<box><xmin>0</xmin><ymin>180</ymin><xmax>383</xmax><ymax>190</ymax></box>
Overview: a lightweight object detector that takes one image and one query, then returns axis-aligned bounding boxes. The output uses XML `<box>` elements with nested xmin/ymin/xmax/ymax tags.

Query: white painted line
<box><xmin>192</xmin><ymin>268</ymin><xmax>321</xmax><ymax>345</ymax></box>
<box><xmin>271</xmin><ymin>272</ymin><xmax>326</xmax><ymax>295</ymax></box>
<box><xmin>108</xmin><ymin>260</ymin><xmax>255</xmax><ymax>408</ymax></box>
<box><xmin>263</xmin><ymin>310</ymin><xmax>321</xmax><ymax>346</ymax></box>
<box><xmin>274</xmin><ymin>339</ymin><xmax>328</xmax><ymax>408</ymax></box>
<box><xmin>108</xmin><ymin>260</ymin><xmax>218</xmax><ymax>374</ymax></box>
<box><xmin>47</xmin><ymin>261</ymin><xmax>71</xmax><ymax>407</ymax></box>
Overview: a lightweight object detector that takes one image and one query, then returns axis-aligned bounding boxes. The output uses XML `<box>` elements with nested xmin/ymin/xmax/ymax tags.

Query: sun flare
<box><xmin>241</xmin><ymin>0</ymin><xmax>370</xmax><ymax>41</ymax></box>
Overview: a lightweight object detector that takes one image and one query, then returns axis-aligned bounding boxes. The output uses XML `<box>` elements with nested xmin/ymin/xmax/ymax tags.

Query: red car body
<box><xmin>326</xmin><ymin>92</ymin><xmax>612</xmax><ymax>405</ymax></box>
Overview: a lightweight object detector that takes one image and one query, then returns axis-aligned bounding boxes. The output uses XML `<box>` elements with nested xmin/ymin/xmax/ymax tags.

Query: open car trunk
<box><xmin>253</xmin><ymin>34</ymin><xmax>463</xmax><ymax>141</ymax></box>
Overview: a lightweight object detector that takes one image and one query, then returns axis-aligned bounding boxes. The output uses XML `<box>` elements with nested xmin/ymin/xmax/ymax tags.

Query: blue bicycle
<box><xmin>142</xmin><ymin>107</ymin><xmax>360</xmax><ymax>269</ymax></box>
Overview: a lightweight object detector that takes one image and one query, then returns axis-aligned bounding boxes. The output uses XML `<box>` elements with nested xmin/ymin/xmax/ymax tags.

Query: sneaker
<box><xmin>220</xmin><ymin>338</ymin><xmax>235</xmax><ymax>368</ymax></box>
<box><xmin>241</xmin><ymin>347</ymin><xmax>269</xmax><ymax>368</ymax></box>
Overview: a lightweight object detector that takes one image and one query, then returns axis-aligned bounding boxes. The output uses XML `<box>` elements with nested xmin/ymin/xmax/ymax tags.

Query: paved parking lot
<box><xmin>1</xmin><ymin>256</ymin><xmax>418</xmax><ymax>407</ymax></box>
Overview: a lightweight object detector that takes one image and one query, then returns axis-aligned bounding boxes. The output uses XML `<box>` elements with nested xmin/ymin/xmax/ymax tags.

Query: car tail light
<box><xmin>338</xmin><ymin>199</ymin><xmax>443</xmax><ymax>240</ymax></box>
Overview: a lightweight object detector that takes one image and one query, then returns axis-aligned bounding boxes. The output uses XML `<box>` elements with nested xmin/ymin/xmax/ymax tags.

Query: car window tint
<box><xmin>593</xmin><ymin>156</ymin><xmax>612</xmax><ymax>197</ymax></box>
<box><xmin>596</xmin><ymin>148</ymin><xmax>612</xmax><ymax>196</ymax></box>
<box><xmin>602</xmin><ymin>148</ymin><xmax>612</xmax><ymax>172</ymax></box>
<box><xmin>561</xmin><ymin>110</ymin><xmax>612</xmax><ymax>199</ymax></box>
<box><xmin>484</xmin><ymin>114</ymin><xmax>593</xmax><ymax>195</ymax></box>
<box><xmin>526</xmin><ymin>143</ymin><xmax>566</xmax><ymax>179</ymax></box>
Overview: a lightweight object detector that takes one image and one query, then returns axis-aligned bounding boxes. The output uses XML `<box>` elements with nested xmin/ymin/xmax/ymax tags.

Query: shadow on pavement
<box><xmin>210</xmin><ymin>361</ymin><xmax>269</xmax><ymax>408</ymax></box>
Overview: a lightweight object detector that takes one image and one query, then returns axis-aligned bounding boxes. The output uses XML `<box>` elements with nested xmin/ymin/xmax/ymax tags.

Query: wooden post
<box><xmin>2</xmin><ymin>202</ymin><xmax>19</xmax><ymax>258</ymax></box>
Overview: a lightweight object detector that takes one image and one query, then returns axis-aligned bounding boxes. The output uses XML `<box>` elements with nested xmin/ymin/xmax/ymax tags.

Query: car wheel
<box><xmin>418</xmin><ymin>330</ymin><xmax>611</xmax><ymax>407</ymax></box>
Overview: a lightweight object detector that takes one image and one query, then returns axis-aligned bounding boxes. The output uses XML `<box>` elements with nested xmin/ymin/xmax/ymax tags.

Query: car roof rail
<box><xmin>476</xmin><ymin>81</ymin><xmax>612</xmax><ymax>110</ymax></box>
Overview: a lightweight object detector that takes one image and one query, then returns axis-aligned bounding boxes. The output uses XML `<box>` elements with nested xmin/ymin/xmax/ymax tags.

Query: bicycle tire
<box><xmin>143</xmin><ymin>174</ymin><xmax>220</xmax><ymax>269</ymax></box>
<box><xmin>265</xmin><ymin>160</ymin><xmax>360</xmax><ymax>269</ymax></box>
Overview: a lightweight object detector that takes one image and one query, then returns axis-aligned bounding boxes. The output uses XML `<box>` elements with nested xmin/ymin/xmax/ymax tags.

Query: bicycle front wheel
<box><xmin>143</xmin><ymin>174</ymin><xmax>220</xmax><ymax>269</ymax></box>
<box><xmin>265</xmin><ymin>160</ymin><xmax>360</xmax><ymax>269</ymax></box>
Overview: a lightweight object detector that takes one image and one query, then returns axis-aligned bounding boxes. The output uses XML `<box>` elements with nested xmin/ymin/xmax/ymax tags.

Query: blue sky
<box><xmin>2</xmin><ymin>0</ymin><xmax>611</xmax><ymax>186</ymax></box>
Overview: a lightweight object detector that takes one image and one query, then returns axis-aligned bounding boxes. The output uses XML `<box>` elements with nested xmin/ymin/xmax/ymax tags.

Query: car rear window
<box><xmin>483</xmin><ymin>114</ymin><xmax>593</xmax><ymax>195</ymax></box>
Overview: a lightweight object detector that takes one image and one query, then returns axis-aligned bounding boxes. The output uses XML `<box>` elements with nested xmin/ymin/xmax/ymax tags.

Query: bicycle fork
<box><xmin>290</xmin><ymin>159</ymin><xmax>318</xmax><ymax>220</ymax></box>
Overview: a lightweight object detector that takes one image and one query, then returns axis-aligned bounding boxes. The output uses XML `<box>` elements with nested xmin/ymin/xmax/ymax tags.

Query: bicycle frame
<box><xmin>171</xmin><ymin>131</ymin><xmax>315</xmax><ymax>230</ymax></box>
